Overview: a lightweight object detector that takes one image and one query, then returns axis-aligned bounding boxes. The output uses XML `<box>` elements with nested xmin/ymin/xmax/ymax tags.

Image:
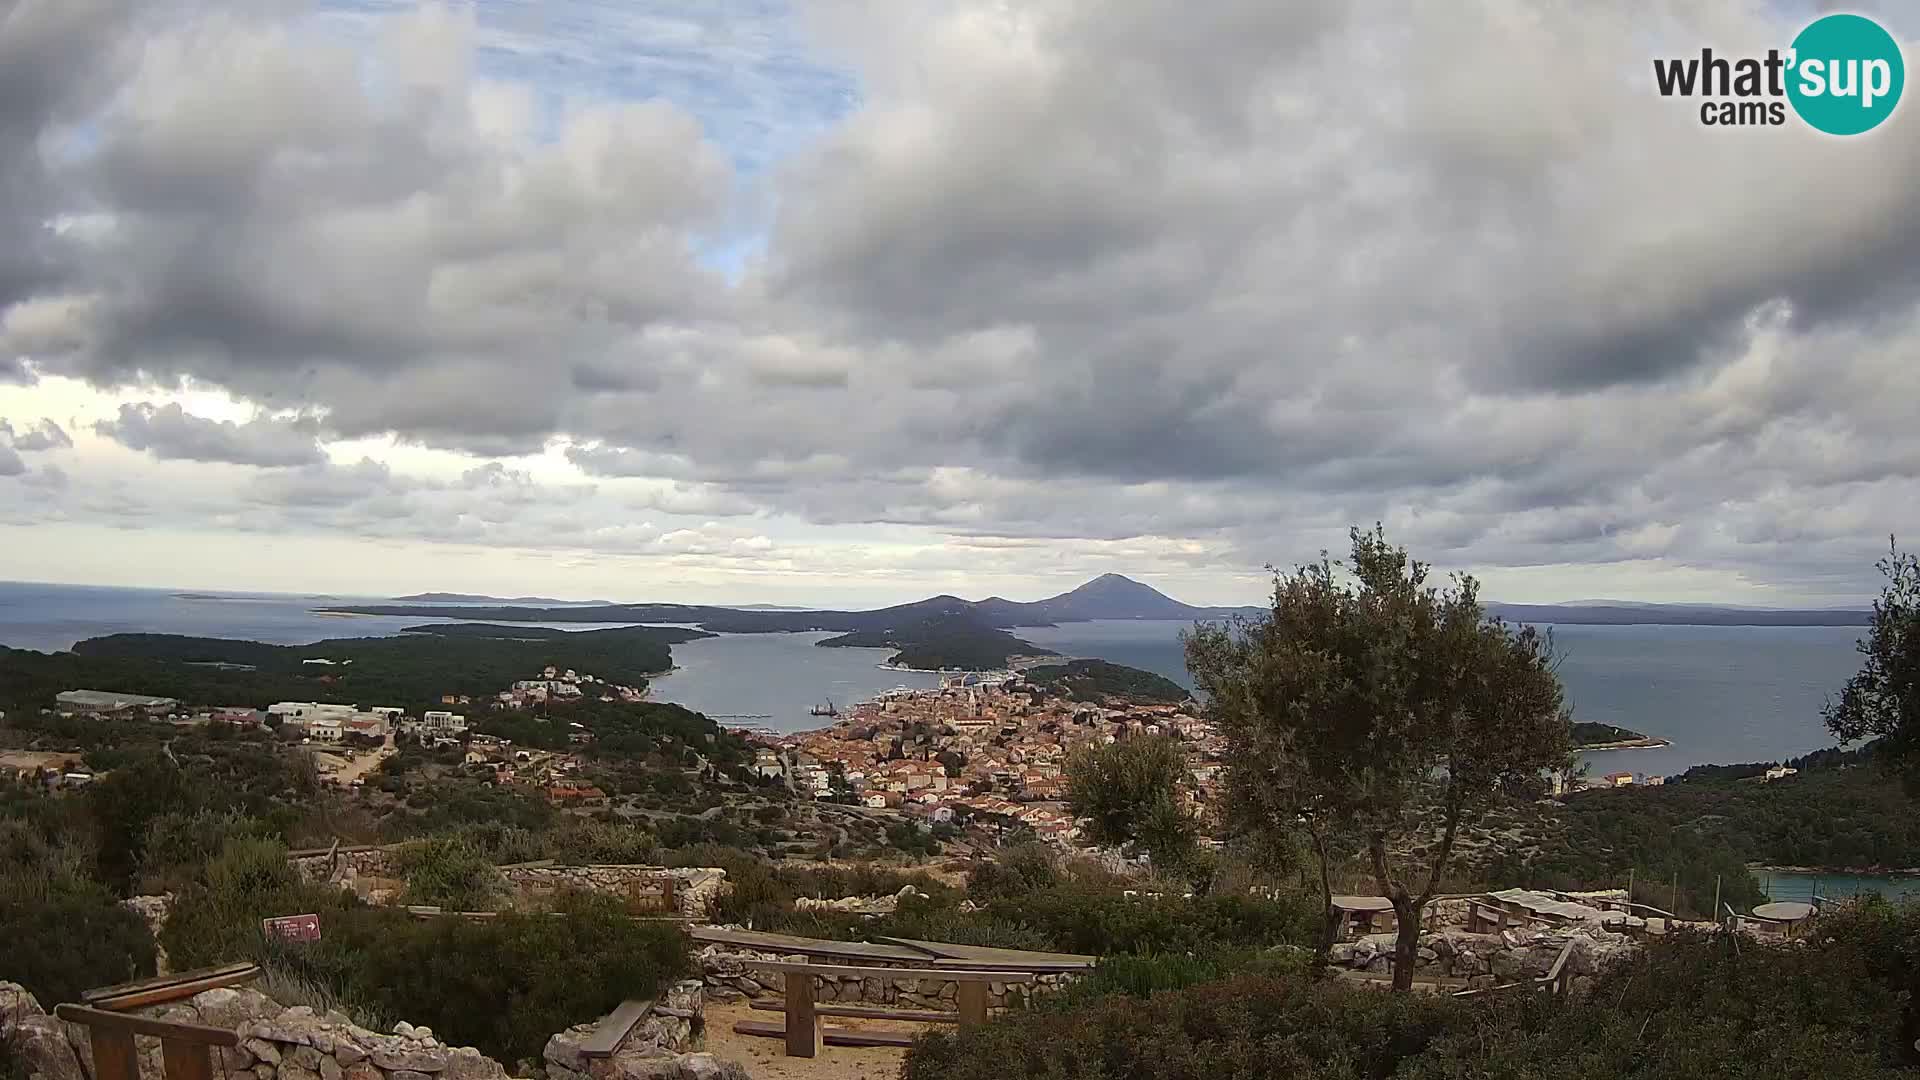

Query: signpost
<box><xmin>262</xmin><ymin>914</ymin><xmax>321</xmax><ymax>943</ymax></box>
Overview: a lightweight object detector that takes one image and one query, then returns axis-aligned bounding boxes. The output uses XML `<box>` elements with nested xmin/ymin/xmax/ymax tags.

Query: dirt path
<box><xmin>315</xmin><ymin>734</ymin><xmax>395</xmax><ymax>785</ymax></box>
<box><xmin>701</xmin><ymin>1000</ymin><xmax>915</xmax><ymax>1080</ymax></box>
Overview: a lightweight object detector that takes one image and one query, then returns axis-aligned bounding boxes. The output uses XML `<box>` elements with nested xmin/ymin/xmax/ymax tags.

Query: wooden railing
<box><xmin>54</xmin><ymin>1005</ymin><xmax>238</xmax><ymax>1080</ymax></box>
<box><xmin>1451</xmin><ymin>938</ymin><xmax>1578</xmax><ymax>1000</ymax></box>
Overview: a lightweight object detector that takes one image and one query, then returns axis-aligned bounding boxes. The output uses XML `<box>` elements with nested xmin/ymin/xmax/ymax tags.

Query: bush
<box><xmin>395</xmin><ymin>837</ymin><xmax>506</xmax><ymax>911</ymax></box>
<box><xmin>160</xmin><ymin>837</ymin><xmax>350</xmax><ymax>971</ymax></box>
<box><xmin>905</xmin><ymin>972</ymin><xmax>1465</xmax><ymax>1080</ymax></box>
<box><xmin>982</xmin><ymin>883</ymin><xmax>1318</xmax><ymax>956</ymax></box>
<box><xmin>270</xmin><ymin>892</ymin><xmax>689</xmax><ymax>1065</ymax></box>
<box><xmin>908</xmin><ymin>902</ymin><xmax>1920</xmax><ymax>1080</ymax></box>
<box><xmin>0</xmin><ymin>875</ymin><xmax>156</xmax><ymax>1006</ymax></box>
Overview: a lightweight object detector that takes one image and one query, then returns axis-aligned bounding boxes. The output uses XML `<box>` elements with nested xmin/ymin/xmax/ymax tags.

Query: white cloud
<box><xmin>0</xmin><ymin>0</ymin><xmax>1917</xmax><ymax>606</ymax></box>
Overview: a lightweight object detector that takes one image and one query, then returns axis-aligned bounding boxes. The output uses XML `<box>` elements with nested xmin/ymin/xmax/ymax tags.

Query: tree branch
<box><xmin>1419</xmin><ymin>786</ymin><xmax>1464</xmax><ymax>906</ymax></box>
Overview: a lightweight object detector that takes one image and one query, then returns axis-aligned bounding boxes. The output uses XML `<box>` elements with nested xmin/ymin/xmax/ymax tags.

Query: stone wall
<box><xmin>2</xmin><ymin>982</ymin><xmax>745</xmax><ymax>1080</ymax></box>
<box><xmin>694</xmin><ymin>942</ymin><xmax>1071</xmax><ymax>1012</ymax></box>
<box><xmin>287</xmin><ymin>848</ymin><xmax>725</xmax><ymax>921</ymax></box>
<box><xmin>542</xmin><ymin>982</ymin><xmax>744</xmax><ymax>1080</ymax></box>
<box><xmin>497</xmin><ymin>866</ymin><xmax>725</xmax><ymax>923</ymax></box>
<box><xmin>0</xmin><ymin>984</ymin><xmax>507</xmax><ymax>1080</ymax></box>
<box><xmin>1326</xmin><ymin>926</ymin><xmax>1636</xmax><ymax>991</ymax></box>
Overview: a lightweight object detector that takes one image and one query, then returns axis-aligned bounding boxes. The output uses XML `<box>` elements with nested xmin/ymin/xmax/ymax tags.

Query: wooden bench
<box><xmin>56</xmin><ymin>1004</ymin><xmax>238</xmax><ymax>1080</ymax></box>
<box><xmin>83</xmin><ymin>963</ymin><xmax>262</xmax><ymax>1012</ymax></box>
<box><xmin>737</xmin><ymin>962</ymin><xmax>1047</xmax><ymax>1058</ymax></box>
<box><xmin>574</xmin><ymin>998</ymin><xmax>657</xmax><ymax>1059</ymax></box>
<box><xmin>748</xmin><ymin>1001</ymin><xmax>958</xmax><ymax>1023</ymax></box>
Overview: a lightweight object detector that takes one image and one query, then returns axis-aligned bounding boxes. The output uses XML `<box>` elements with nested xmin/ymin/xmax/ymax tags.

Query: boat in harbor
<box><xmin>808</xmin><ymin>698</ymin><xmax>838</xmax><ymax>717</ymax></box>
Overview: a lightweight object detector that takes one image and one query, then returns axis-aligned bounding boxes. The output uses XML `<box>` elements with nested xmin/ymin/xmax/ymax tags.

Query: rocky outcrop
<box><xmin>1</xmin><ymin>984</ymin><xmax>88</xmax><ymax>1080</ymax></box>
<box><xmin>121</xmin><ymin>896</ymin><xmax>174</xmax><ymax>975</ymax></box>
<box><xmin>1325</xmin><ymin>927</ymin><xmax>1636</xmax><ymax>989</ymax></box>
<box><xmin>791</xmin><ymin>885</ymin><xmax>921</xmax><ymax>917</ymax></box>
<box><xmin>694</xmin><ymin>940</ymin><xmax>1070</xmax><ymax>1011</ymax></box>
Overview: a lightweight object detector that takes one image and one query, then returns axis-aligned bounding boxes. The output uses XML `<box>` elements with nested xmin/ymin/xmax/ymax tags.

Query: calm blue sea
<box><xmin>0</xmin><ymin>584</ymin><xmax>1870</xmax><ymax>773</ymax></box>
<box><xmin>1019</xmin><ymin>619</ymin><xmax>1868</xmax><ymax>779</ymax></box>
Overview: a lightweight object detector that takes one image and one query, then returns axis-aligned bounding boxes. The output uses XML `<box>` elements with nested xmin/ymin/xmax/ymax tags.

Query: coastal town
<box><xmin>747</xmin><ymin>670</ymin><xmax>1225</xmax><ymax>847</ymax></box>
<box><xmin>13</xmin><ymin>658</ymin><xmax>1710</xmax><ymax>851</ymax></box>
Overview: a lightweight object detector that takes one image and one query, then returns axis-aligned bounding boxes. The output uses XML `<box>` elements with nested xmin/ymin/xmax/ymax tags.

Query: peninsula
<box><xmin>1571</xmin><ymin>721</ymin><xmax>1671</xmax><ymax>751</ymax></box>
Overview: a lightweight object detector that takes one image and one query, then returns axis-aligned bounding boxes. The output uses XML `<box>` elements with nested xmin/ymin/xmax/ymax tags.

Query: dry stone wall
<box><xmin>694</xmin><ymin>941</ymin><xmax>1070</xmax><ymax>1012</ymax></box>
<box><xmin>1326</xmin><ymin>926</ymin><xmax>1636</xmax><ymax>990</ymax></box>
<box><xmin>2</xmin><ymin>983</ymin><xmax>746</xmax><ymax>1080</ymax></box>
<box><xmin>286</xmin><ymin>848</ymin><xmax>724</xmax><ymax>920</ymax></box>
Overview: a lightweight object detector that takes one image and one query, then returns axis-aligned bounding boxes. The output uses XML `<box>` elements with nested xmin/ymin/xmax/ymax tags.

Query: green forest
<box><xmin>1022</xmin><ymin>659</ymin><xmax>1191</xmax><ymax>704</ymax></box>
<box><xmin>817</xmin><ymin>612</ymin><xmax>1057</xmax><ymax>670</ymax></box>
<box><xmin>0</xmin><ymin>624</ymin><xmax>707</xmax><ymax>714</ymax></box>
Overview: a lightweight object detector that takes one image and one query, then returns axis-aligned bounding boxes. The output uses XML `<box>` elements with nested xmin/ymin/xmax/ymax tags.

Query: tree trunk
<box><xmin>1391</xmin><ymin>897</ymin><xmax>1422</xmax><ymax>991</ymax></box>
<box><xmin>1308</xmin><ymin>823</ymin><xmax>1339</xmax><ymax>960</ymax></box>
<box><xmin>1319</xmin><ymin>901</ymin><xmax>1342</xmax><ymax>958</ymax></box>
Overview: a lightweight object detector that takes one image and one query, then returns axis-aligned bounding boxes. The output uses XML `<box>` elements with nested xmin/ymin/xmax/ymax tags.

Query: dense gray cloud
<box><xmin>95</xmin><ymin>402</ymin><xmax>326</xmax><ymax>467</ymax></box>
<box><xmin>1</xmin><ymin>0</ymin><xmax>1919</xmax><ymax>601</ymax></box>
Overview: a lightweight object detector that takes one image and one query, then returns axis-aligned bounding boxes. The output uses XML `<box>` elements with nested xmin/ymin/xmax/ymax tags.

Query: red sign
<box><xmin>263</xmin><ymin>914</ymin><xmax>321</xmax><ymax>943</ymax></box>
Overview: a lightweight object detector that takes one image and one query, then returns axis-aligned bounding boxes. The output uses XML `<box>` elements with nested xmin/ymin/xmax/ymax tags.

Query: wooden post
<box><xmin>783</xmin><ymin>972</ymin><xmax>819</xmax><ymax>1058</ymax></box>
<box><xmin>1712</xmin><ymin>877</ymin><xmax>1722</xmax><ymax>928</ymax></box>
<box><xmin>89</xmin><ymin>1025</ymin><xmax>140</xmax><ymax>1080</ymax></box>
<box><xmin>956</xmin><ymin>981</ymin><xmax>989</xmax><ymax>1030</ymax></box>
<box><xmin>660</xmin><ymin>874</ymin><xmax>677</xmax><ymax>914</ymax></box>
<box><xmin>161</xmin><ymin>1039</ymin><xmax>216</xmax><ymax>1080</ymax></box>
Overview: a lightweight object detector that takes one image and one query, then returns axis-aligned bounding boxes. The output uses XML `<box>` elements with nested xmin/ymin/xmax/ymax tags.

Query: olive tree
<box><xmin>1184</xmin><ymin>526</ymin><xmax>1571</xmax><ymax>990</ymax></box>
<box><xmin>1825</xmin><ymin>537</ymin><xmax>1920</xmax><ymax>793</ymax></box>
<box><xmin>1065</xmin><ymin>735</ymin><xmax>1198</xmax><ymax>870</ymax></box>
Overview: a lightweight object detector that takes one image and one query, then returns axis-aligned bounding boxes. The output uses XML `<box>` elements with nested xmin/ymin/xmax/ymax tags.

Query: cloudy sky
<box><xmin>3</xmin><ymin>0</ymin><xmax>1918</xmax><ymax>608</ymax></box>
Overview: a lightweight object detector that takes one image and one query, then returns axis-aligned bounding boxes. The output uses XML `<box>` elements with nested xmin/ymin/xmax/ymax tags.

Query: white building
<box><xmin>422</xmin><ymin>710</ymin><xmax>468</xmax><ymax>733</ymax></box>
<box><xmin>307</xmin><ymin>719</ymin><xmax>345</xmax><ymax>742</ymax></box>
<box><xmin>269</xmin><ymin>702</ymin><xmax>358</xmax><ymax>731</ymax></box>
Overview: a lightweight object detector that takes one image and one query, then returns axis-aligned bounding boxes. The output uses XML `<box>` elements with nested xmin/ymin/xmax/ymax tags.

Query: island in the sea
<box><xmin>1571</xmin><ymin>721</ymin><xmax>1670</xmax><ymax>751</ymax></box>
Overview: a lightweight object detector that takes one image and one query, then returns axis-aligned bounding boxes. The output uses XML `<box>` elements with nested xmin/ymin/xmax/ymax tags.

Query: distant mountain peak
<box><xmin>1039</xmin><ymin>574</ymin><xmax>1209</xmax><ymax>620</ymax></box>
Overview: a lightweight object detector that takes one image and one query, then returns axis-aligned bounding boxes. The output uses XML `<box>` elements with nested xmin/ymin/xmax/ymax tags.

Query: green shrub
<box><xmin>904</xmin><ymin>972</ymin><xmax>1464</xmax><ymax>1080</ymax></box>
<box><xmin>160</xmin><ymin>837</ymin><xmax>349</xmax><ymax>971</ymax></box>
<box><xmin>395</xmin><ymin>837</ymin><xmax>506</xmax><ymax>911</ymax></box>
<box><xmin>908</xmin><ymin>903</ymin><xmax>1920</xmax><ymax>1080</ymax></box>
<box><xmin>269</xmin><ymin>892</ymin><xmax>688</xmax><ymax>1065</ymax></box>
<box><xmin>0</xmin><ymin>817</ymin><xmax>156</xmax><ymax>1005</ymax></box>
<box><xmin>137</xmin><ymin>809</ymin><xmax>278</xmax><ymax>892</ymax></box>
<box><xmin>0</xmin><ymin>874</ymin><xmax>156</xmax><ymax>1006</ymax></box>
<box><xmin>982</xmin><ymin>883</ymin><xmax>1318</xmax><ymax>956</ymax></box>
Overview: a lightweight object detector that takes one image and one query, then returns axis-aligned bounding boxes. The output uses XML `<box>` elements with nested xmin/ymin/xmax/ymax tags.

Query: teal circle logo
<box><xmin>1787</xmin><ymin>14</ymin><xmax>1905</xmax><ymax>135</ymax></box>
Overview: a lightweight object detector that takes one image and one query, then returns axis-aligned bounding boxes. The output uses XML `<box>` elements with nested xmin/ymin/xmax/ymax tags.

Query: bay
<box><xmin>643</xmin><ymin>631</ymin><xmax>941</xmax><ymax>731</ymax></box>
<box><xmin>1760</xmin><ymin>871</ymin><xmax>1920</xmax><ymax>904</ymax></box>
<box><xmin>0</xmin><ymin>585</ymin><xmax>1874</xmax><ymax>774</ymax></box>
<box><xmin>1019</xmin><ymin>619</ymin><xmax>1868</xmax><ymax>780</ymax></box>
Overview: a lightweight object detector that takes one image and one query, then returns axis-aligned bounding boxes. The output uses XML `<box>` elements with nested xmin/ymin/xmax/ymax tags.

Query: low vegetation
<box><xmin>906</xmin><ymin>900</ymin><xmax>1920</xmax><ymax>1080</ymax></box>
